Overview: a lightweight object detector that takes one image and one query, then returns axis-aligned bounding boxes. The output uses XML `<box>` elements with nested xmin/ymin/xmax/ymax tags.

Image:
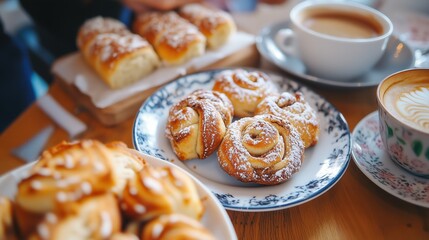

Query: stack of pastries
<box><xmin>77</xmin><ymin>3</ymin><xmax>236</xmax><ymax>89</ymax></box>
<box><xmin>166</xmin><ymin>69</ymin><xmax>320</xmax><ymax>185</ymax></box>
<box><xmin>0</xmin><ymin>140</ymin><xmax>215</xmax><ymax>240</ymax></box>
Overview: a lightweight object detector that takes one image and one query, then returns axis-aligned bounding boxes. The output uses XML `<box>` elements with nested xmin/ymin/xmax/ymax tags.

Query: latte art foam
<box><xmin>396</xmin><ymin>87</ymin><xmax>429</xmax><ymax>131</ymax></box>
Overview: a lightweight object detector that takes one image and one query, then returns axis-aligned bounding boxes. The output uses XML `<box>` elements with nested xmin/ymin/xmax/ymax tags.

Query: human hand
<box><xmin>122</xmin><ymin>0</ymin><xmax>202</xmax><ymax>12</ymax></box>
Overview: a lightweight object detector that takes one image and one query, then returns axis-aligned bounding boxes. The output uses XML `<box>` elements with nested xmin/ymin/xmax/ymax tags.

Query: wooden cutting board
<box><xmin>55</xmin><ymin>44</ymin><xmax>260</xmax><ymax>126</ymax></box>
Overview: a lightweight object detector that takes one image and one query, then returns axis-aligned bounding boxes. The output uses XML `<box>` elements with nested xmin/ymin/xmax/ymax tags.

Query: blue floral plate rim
<box><xmin>132</xmin><ymin>68</ymin><xmax>352</xmax><ymax>212</ymax></box>
<box><xmin>351</xmin><ymin>111</ymin><xmax>429</xmax><ymax>208</ymax></box>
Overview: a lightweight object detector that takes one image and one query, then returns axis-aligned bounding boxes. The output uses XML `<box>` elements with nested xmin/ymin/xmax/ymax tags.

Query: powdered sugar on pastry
<box><xmin>213</xmin><ymin>69</ymin><xmax>278</xmax><ymax>117</ymax></box>
<box><xmin>218</xmin><ymin>114</ymin><xmax>304</xmax><ymax>185</ymax></box>
<box><xmin>166</xmin><ymin>89</ymin><xmax>233</xmax><ymax>160</ymax></box>
<box><xmin>256</xmin><ymin>92</ymin><xmax>319</xmax><ymax>148</ymax></box>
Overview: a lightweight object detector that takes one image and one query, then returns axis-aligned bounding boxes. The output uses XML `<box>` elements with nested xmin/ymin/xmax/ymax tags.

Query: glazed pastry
<box><xmin>212</xmin><ymin>69</ymin><xmax>277</xmax><ymax>117</ymax></box>
<box><xmin>133</xmin><ymin>11</ymin><xmax>206</xmax><ymax>65</ymax></box>
<box><xmin>106</xmin><ymin>141</ymin><xmax>147</xmax><ymax>195</ymax></box>
<box><xmin>15</xmin><ymin>140</ymin><xmax>117</xmax><ymax>214</ymax></box>
<box><xmin>179</xmin><ymin>3</ymin><xmax>236</xmax><ymax>49</ymax></box>
<box><xmin>29</xmin><ymin>193</ymin><xmax>121</xmax><ymax>240</ymax></box>
<box><xmin>141</xmin><ymin>214</ymin><xmax>216</xmax><ymax>240</ymax></box>
<box><xmin>166</xmin><ymin>89</ymin><xmax>233</xmax><ymax>160</ymax></box>
<box><xmin>120</xmin><ymin>166</ymin><xmax>203</xmax><ymax>221</ymax></box>
<box><xmin>77</xmin><ymin>16</ymin><xmax>159</xmax><ymax>89</ymax></box>
<box><xmin>108</xmin><ymin>233</ymin><xmax>139</xmax><ymax>240</ymax></box>
<box><xmin>0</xmin><ymin>197</ymin><xmax>18</xmax><ymax>240</ymax></box>
<box><xmin>217</xmin><ymin>114</ymin><xmax>304</xmax><ymax>185</ymax></box>
<box><xmin>255</xmin><ymin>92</ymin><xmax>319</xmax><ymax>148</ymax></box>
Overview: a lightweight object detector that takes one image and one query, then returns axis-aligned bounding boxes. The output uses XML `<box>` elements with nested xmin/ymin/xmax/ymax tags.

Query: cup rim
<box><xmin>377</xmin><ymin>68</ymin><xmax>429</xmax><ymax>135</ymax></box>
<box><xmin>290</xmin><ymin>1</ymin><xmax>393</xmax><ymax>43</ymax></box>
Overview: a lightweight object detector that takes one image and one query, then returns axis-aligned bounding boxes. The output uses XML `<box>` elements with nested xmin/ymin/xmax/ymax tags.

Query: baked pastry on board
<box><xmin>179</xmin><ymin>3</ymin><xmax>236</xmax><ymax>49</ymax></box>
<box><xmin>133</xmin><ymin>12</ymin><xmax>206</xmax><ymax>65</ymax></box>
<box><xmin>77</xmin><ymin>17</ymin><xmax>160</xmax><ymax>89</ymax></box>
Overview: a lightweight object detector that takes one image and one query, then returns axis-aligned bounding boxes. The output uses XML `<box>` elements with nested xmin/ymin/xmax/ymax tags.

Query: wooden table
<box><xmin>1</xmin><ymin>64</ymin><xmax>429</xmax><ymax>239</ymax></box>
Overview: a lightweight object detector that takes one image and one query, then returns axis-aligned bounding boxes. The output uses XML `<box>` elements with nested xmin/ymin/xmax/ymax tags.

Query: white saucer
<box><xmin>256</xmin><ymin>21</ymin><xmax>415</xmax><ymax>88</ymax></box>
<box><xmin>351</xmin><ymin>111</ymin><xmax>429</xmax><ymax>208</ymax></box>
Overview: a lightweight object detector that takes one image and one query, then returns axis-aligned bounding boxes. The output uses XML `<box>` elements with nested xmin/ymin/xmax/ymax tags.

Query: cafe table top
<box><xmin>1</xmin><ymin>62</ymin><xmax>428</xmax><ymax>239</ymax></box>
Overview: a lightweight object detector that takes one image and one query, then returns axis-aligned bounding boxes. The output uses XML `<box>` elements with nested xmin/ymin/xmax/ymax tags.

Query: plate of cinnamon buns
<box><xmin>133</xmin><ymin>68</ymin><xmax>351</xmax><ymax>211</ymax></box>
<box><xmin>0</xmin><ymin>140</ymin><xmax>236</xmax><ymax>239</ymax></box>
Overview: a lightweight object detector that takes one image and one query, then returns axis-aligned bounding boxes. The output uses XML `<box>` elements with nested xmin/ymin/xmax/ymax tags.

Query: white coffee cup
<box><xmin>276</xmin><ymin>1</ymin><xmax>393</xmax><ymax>81</ymax></box>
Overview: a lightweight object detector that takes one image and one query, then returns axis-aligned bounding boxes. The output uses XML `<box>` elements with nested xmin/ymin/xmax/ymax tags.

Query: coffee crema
<box><xmin>383</xmin><ymin>82</ymin><xmax>429</xmax><ymax>133</ymax></box>
<box><xmin>302</xmin><ymin>10</ymin><xmax>383</xmax><ymax>39</ymax></box>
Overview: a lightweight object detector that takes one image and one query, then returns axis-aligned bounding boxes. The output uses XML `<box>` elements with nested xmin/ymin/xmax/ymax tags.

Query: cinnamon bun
<box><xmin>166</xmin><ymin>89</ymin><xmax>233</xmax><ymax>160</ymax></box>
<box><xmin>212</xmin><ymin>69</ymin><xmax>277</xmax><ymax>117</ymax></box>
<box><xmin>217</xmin><ymin>114</ymin><xmax>304</xmax><ymax>185</ymax></box>
<box><xmin>256</xmin><ymin>92</ymin><xmax>319</xmax><ymax>148</ymax></box>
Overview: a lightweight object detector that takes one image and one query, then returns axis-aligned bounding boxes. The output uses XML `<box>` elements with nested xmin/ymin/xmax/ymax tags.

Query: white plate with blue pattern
<box><xmin>132</xmin><ymin>69</ymin><xmax>351</xmax><ymax>212</ymax></box>
<box><xmin>352</xmin><ymin>111</ymin><xmax>429</xmax><ymax>208</ymax></box>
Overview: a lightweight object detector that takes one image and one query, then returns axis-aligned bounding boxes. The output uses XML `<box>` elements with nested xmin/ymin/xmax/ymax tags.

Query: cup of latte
<box><xmin>276</xmin><ymin>1</ymin><xmax>393</xmax><ymax>81</ymax></box>
<box><xmin>377</xmin><ymin>68</ymin><xmax>429</xmax><ymax>178</ymax></box>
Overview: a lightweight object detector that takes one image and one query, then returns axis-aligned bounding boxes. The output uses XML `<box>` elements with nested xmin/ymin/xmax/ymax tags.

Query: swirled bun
<box><xmin>217</xmin><ymin>114</ymin><xmax>304</xmax><ymax>185</ymax></box>
<box><xmin>212</xmin><ymin>69</ymin><xmax>278</xmax><ymax>117</ymax></box>
<box><xmin>166</xmin><ymin>89</ymin><xmax>234</xmax><ymax>160</ymax></box>
<box><xmin>141</xmin><ymin>214</ymin><xmax>216</xmax><ymax>240</ymax></box>
<box><xmin>120</xmin><ymin>166</ymin><xmax>203</xmax><ymax>221</ymax></box>
<box><xmin>133</xmin><ymin>12</ymin><xmax>206</xmax><ymax>65</ymax></box>
<box><xmin>179</xmin><ymin>3</ymin><xmax>236</xmax><ymax>49</ymax></box>
<box><xmin>256</xmin><ymin>92</ymin><xmax>319</xmax><ymax>148</ymax></box>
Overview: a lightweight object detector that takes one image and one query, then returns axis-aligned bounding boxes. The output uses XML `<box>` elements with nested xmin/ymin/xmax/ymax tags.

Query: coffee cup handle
<box><xmin>275</xmin><ymin>28</ymin><xmax>296</xmax><ymax>56</ymax></box>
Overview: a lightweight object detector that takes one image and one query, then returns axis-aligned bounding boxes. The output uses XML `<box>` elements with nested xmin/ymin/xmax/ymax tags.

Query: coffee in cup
<box><xmin>302</xmin><ymin>9</ymin><xmax>383</xmax><ymax>39</ymax></box>
<box><xmin>277</xmin><ymin>1</ymin><xmax>393</xmax><ymax>81</ymax></box>
<box><xmin>377</xmin><ymin>68</ymin><xmax>429</xmax><ymax>178</ymax></box>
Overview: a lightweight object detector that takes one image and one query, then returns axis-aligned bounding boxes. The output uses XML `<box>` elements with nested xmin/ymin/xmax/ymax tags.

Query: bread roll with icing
<box><xmin>133</xmin><ymin>11</ymin><xmax>206</xmax><ymax>65</ymax></box>
<box><xmin>0</xmin><ymin>197</ymin><xmax>18</xmax><ymax>240</ymax></box>
<box><xmin>106</xmin><ymin>141</ymin><xmax>147</xmax><ymax>195</ymax></box>
<box><xmin>15</xmin><ymin>140</ymin><xmax>117</xmax><ymax>214</ymax></box>
<box><xmin>256</xmin><ymin>92</ymin><xmax>319</xmax><ymax>148</ymax></box>
<box><xmin>217</xmin><ymin>114</ymin><xmax>304</xmax><ymax>185</ymax></box>
<box><xmin>141</xmin><ymin>214</ymin><xmax>216</xmax><ymax>240</ymax></box>
<box><xmin>77</xmin><ymin>16</ymin><xmax>130</xmax><ymax>54</ymax></box>
<box><xmin>28</xmin><ymin>193</ymin><xmax>121</xmax><ymax>240</ymax></box>
<box><xmin>120</xmin><ymin>166</ymin><xmax>203</xmax><ymax>221</ymax></box>
<box><xmin>179</xmin><ymin>3</ymin><xmax>236</xmax><ymax>49</ymax></box>
<box><xmin>166</xmin><ymin>89</ymin><xmax>234</xmax><ymax>160</ymax></box>
<box><xmin>212</xmin><ymin>69</ymin><xmax>278</xmax><ymax>117</ymax></box>
<box><xmin>77</xmin><ymin>16</ymin><xmax>160</xmax><ymax>89</ymax></box>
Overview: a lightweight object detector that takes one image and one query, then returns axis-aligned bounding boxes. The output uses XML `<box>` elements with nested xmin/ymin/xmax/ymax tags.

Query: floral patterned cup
<box><xmin>377</xmin><ymin>68</ymin><xmax>429</xmax><ymax>178</ymax></box>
